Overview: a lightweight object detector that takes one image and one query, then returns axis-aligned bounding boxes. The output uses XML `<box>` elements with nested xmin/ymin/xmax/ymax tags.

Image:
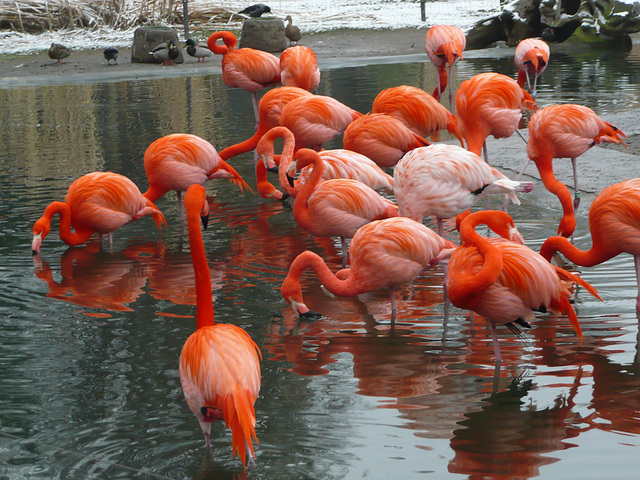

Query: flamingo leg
<box><xmin>437</xmin><ymin>217</ymin><xmax>444</xmax><ymax>237</ymax></box>
<box><xmin>525</xmin><ymin>71</ymin><xmax>532</xmax><ymax>94</ymax></box>
<box><xmin>177</xmin><ymin>190</ymin><xmax>185</xmax><ymax>227</ymax></box>
<box><xmin>635</xmin><ymin>255</ymin><xmax>640</xmax><ymax>313</ymax></box>
<box><xmin>341</xmin><ymin>236</ymin><xmax>349</xmax><ymax>268</ymax></box>
<box><xmin>251</xmin><ymin>92</ymin><xmax>260</xmax><ymax>130</ymax></box>
<box><xmin>448</xmin><ymin>63</ymin><xmax>454</xmax><ymax>113</ymax></box>
<box><xmin>490</xmin><ymin>322</ymin><xmax>502</xmax><ymax>364</ymax></box>
<box><xmin>532</xmin><ymin>74</ymin><xmax>539</xmax><ymax>99</ymax></box>
<box><xmin>389</xmin><ymin>287</ymin><xmax>397</xmax><ymax>333</ymax></box>
<box><xmin>572</xmin><ymin>157</ymin><xmax>581</xmax><ymax>212</ymax></box>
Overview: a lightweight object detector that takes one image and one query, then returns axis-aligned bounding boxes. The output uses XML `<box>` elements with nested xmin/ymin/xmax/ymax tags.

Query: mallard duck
<box><xmin>238</xmin><ymin>3</ymin><xmax>271</xmax><ymax>17</ymax></box>
<box><xmin>150</xmin><ymin>39</ymin><xmax>179</xmax><ymax>65</ymax></box>
<box><xmin>103</xmin><ymin>46</ymin><xmax>119</xmax><ymax>65</ymax></box>
<box><xmin>184</xmin><ymin>38</ymin><xmax>212</xmax><ymax>63</ymax></box>
<box><xmin>48</xmin><ymin>43</ymin><xmax>71</xmax><ymax>64</ymax></box>
<box><xmin>285</xmin><ymin>15</ymin><xmax>302</xmax><ymax>46</ymax></box>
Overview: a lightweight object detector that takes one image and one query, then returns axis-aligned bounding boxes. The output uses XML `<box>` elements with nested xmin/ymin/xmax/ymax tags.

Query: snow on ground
<box><xmin>0</xmin><ymin>0</ymin><xmax>500</xmax><ymax>55</ymax></box>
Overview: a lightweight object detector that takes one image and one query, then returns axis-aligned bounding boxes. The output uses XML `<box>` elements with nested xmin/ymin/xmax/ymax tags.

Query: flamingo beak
<box><xmin>32</xmin><ymin>233</ymin><xmax>42</xmax><ymax>255</ymax></box>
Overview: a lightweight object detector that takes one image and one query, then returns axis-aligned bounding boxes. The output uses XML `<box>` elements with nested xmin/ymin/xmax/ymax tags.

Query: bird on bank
<box><xmin>238</xmin><ymin>3</ymin><xmax>271</xmax><ymax>17</ymax></box>
<box><xmin>514</xmin><ymin>38</ymin><xmax>550</xmax><ymax>96</ymax></box>
<box><xmin>103</xmin><ymin>46</ymin><xmax>118</xmax><ymax>65</ymax></box>
<box><xmin>446</xmin><ymin>210</ymin><xmax>601</xmax><ymax>363</ymax></box>
<box><xmin>31</xmin><ymin>171</ymin><xmax>166</xmax><ymax>254</ymax></box>
<box><xmin>540</xmin><ymin>178</ymin><xmax>640</xmax><ymax>312</ymax></box>
<box><xmin>179</xmin><ymin>184</ymin><xmax>262</xmax><ymax>468</ymax></box>
<box><xmin>424</xmin><ymin>25</ymin><xmax>466</xmax><ymax>109</ymax></box>
<box><xmin>48</xmin><ymin>43</ymin><xmax>71</xmax><ymax>64</ymax></box>
<box><xmin>151</xmin><ymin>39</ymin><xmax>180</xmax><ymax>65</ymax></box>
<box><xmin>207</xmin><ymin>31</ymin><xmax>281</xmax><ymax>125</ymax></box>
<box><xmin>525</xmin><ymin>103</ymin><xmax>626</xmax><ymax>237</ymax></box>
<box><xmin>281</xmin><ymin>216</ymin><xmax>456</xmax><ymax>325</ymax></box>
<box><xmin>285</xmin><ymin>15</ymin><xmax>302</xmax><ymax>45</ymax></box>
<box><xmin>184</xmin><ymin>38</ymin><xmax>212</xmax><ymax>62</ymax></box>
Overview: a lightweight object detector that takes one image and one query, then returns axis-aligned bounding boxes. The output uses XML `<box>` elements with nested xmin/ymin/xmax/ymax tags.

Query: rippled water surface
<box><xmin>1</xmin><ymin>43</ymin><xmax>640</xmax><ymax>480</ymax></box>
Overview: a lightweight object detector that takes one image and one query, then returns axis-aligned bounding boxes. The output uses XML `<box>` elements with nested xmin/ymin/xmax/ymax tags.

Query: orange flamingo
<box><xmin>446</xmin><ymin>210</ymin><xmax>601</xmax><ymax>362</ymax></box>
<box><xmin>256</xmin><ymin>126</ymin><xmax>394</xmax><ymax>200</ymax></box>
<box><xmin>279</xmin><ymin>94</ymin><xmax>363</xmax><ymax>151</ymax></box>
<box><xmin>424</xmin><ymin>24</ymin><xmax>466</xmax><ymax>108</ymax></box>
<box><xmin>371</xmin><ymin>84</ymin><xmax>463</xmax><ymax>145</ymax></box>
<box><xmin>289</xmin><ymin>148</ymin><xmax>399</xmax><ymax>266</ymax></box>
<box><xmin>526</xmin><ymin>103</ymin><xmax>626</xmax><ymax>237</ymax></box>
<box><xmin>540</xmin><ymin>178</ymin><xmax>640</xmax><ymax>311</ymax></box>
<box><xmin>342</xmin><ymin>113</ymin><xmax>430</xmax><ymax>168</ymax></box>
<box><xmin>207</xmin><ymin>30</ymin><xmax>281</xmax><ymax>124</ymax></box>
<box><xmin>281</xmin><ymin>216</ymin><xmax>456</xmax><ymax>325</ymax></box>
<box><xmin>394</xmin><ymin>144</ymin><xmax>533</xmax><ymax>236</ymax></box>
<box><xmin>279</xmin><ymin>45</ymin><xmax>320</xmax><ymax>92</ymax></box>
<box><xmin>143</xmin><ymin>133</ymin><xmax>250</xmax><ymax>223</ymax></box>
<box><xmin>32</xmin><ymin>171</ymin><xmax>166</xmax><ymax>253</ymax></box>
<box><xmin>218</xmin><ymin>86</ymin><xmax>313</xmax><ymax>162</ymax></box>
<box><xmin>179</xmin><ymin>184</ymin><xmax>261</xmax><ymax>467</ymax></box>
<box><xmin>514</xmin><ymin>38</ymin><xmax>550</xmax><ymax>96</ymax></box>
<box><xmin>455</xmin><ymin>72</ymin><xmax>536</xmax><ymax>161</ymax></box>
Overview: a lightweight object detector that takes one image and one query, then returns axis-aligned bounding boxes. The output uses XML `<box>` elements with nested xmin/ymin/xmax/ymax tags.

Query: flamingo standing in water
<box><xmin>279</xmin><ymin>94</ymin><xmax>363</xmax><ymax>151</ymax></box>
<box><xmin>179</xmin><ymin>184</ymin><xmax>261</xmax><ymax>467</ymax></box>
<box><xmin>371</xmin><ymin>84</ymin><xmax>463</xmax><ymax>144</ymax></box>
<box><xmin>540</xmin><ymin>178</ymin><xmax>640</xmax><ymax>311</ymax></box>
<box><xmin>289</xmin><ymin>148</ymin><xmax>399</xmax><ymax>267</ymax></box>
<box><xmin>31</xmin><ymin>171</ymin><xmax>166</xmax><ymax>253</ymax></box>
<box><xmin>255</xmin><ymin>126</ymin><xmax>394</xmax><ymax>200</ymax></box>
<box><xmin>393</xmin><ymin>144</ymin><xmax>534</xmax><ymax>236</ymax></box>
<box><xmin>525</xmin><ymin>103</ymin><xmax>626</xmax><ymax>237</ymax></box>
<box><xmin>456</xmin><ymin>72</ymin><xmax>536</xmax><ymax>162</ymax></box>
<box><xmin>424</xmin><ymin>24</ymin><xmax>466</xmax><ymax>109</ymax></box>
<box><xmin>446</xmin><ymin>210</ymin><xmax>601</xmax><ymax>363</ymax></box>
<box><xmin>281</xmin><ymin>216</ymin><xmax>456</xmax><ymax>325</ymax></box>
<box><xmin>279</xmin><ymin>45</ymin><xmax>320</xmax><ymax>92</ymax></box>
<box><xmin>342</xmin><ymin>113</ymin><xmax>430</xmax><ymax>168</ymax></box>
<box><xmin>218</xmin><ymin>86</ymin><xmax>313</xmax><ymax>162</ymax></box>
<box><xmin>514</xmin><ymin>38</ymin><xmax>550</xmax><ymax>96</ymax></box>
<box><xmin>207</xmin><ymin>31</ymin><xmax>281</xmax><ymax>125</ymax></box>
<box><xmin>142</xmin><ymin>133</ymin><xmax>251</xmax><ymax>224</ymax></box>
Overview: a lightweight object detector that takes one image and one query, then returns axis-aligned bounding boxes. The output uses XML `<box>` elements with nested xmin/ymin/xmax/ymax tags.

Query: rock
<box><xmin>132</xmin><ymin>26</ymin><xmax>184</xmax><ymax>64</ymax></box>
<box><xmin>239</xmin><ymin>17</ymin><xmax>287</xmax><ymax>52</ymax></box>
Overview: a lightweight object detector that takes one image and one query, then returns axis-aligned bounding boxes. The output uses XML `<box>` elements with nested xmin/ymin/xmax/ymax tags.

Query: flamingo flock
<box><xmin>30</xmin><ymin>25</ymin><xmax>636</xmax><ymax>468</ymax></box>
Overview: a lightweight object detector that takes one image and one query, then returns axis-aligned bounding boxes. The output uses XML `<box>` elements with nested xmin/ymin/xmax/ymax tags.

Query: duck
<box><xmin>103</xmin><ymin>46</ymin><xmax>118</xmax><ymax>65</ymax></box>
<box><xmin>238</xmin><ymin>3</ymin><xmax>271</xmax><ymax>17</ymax></box>
<box><xmin>184</xmin><ymin>38</ymin><xmax>213</xmax><ymax>62</ymax></box>
<box><xmin>48</xmin><ymin>43</ymin><xmax>71</xmax><ymax>64</ymax></box>
<box><xmin>150</xmin><ymin>40</ymin><xmax>179</xmax><ymax>65</ymax></box>
<box><xmin>284</xmin><ymin>15</ymin><xmax>302</xmax><ymax>45</ymax></box>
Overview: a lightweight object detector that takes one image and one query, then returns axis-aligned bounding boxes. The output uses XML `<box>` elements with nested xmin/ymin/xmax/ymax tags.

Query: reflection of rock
<box><xmin>467</xmin><ymin>0</ymin><xmax>640</xmax><ymax>49</ymax></box>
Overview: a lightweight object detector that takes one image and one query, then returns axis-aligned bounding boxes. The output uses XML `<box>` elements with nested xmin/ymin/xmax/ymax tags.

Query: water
<box><xmin>1</xmin><ymin>44</ymin><xmax>640</xmax><ymax>479</ymax></box>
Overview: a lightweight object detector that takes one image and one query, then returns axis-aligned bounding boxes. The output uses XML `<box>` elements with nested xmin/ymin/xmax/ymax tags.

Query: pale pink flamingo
<box><xmin>514</xmin><ymin>38</ymin><xmax>550</xmax><ymax>96</ymax></box>
<box><xmin>424</xmin><ymin>24</ymin><xmax>466</xmax><ymax>109</ymax></box>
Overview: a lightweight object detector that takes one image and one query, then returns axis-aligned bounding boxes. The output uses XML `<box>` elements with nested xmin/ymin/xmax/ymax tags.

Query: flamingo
<box><xmin>31</xmin><ymin>171</ymin><xmax>166</xmax><ymax>253</ymax></box>
<box><xmin>455</xmin><ymin>72</ymin><xmax>536</xmax><ymax>161</ymax></box>
<box><xmin>525</xmin><ymin>103</ymin><xmax>626</xmax><ymax>237</ymax></box>
<box><xmin>179</xmin><ymin>184</ymin><xmax>261</xmax><ymax>467</ymax></box>
<box><xmin>279</xmin><ymin>45</ymin><xmax>320</xmax><ymax>92</ymax></box>
<box><xmin>279</xmin><ymin>94</ymin><xmax>363</xmax><ymax>151</ymax></box>
<box><xmin>393</xmin><ymin>144</ymin><xmax>534</xmax><ymax>236</ymax></box>
<box><xmin>281</xmin><ymin>216</ymin><xmax>456</xmax><ymax>325</ymax></box>
<box><xmin>142</xmin><ymin>134</ymin><xmax>251</xmax><ymax>224</ymax></box>
<box><xmin>540</xmin><ymin>178</ymin><xmax>640</xmax><ymax>311</ymax></box>
<box><xmin>289</xmin><ymin>148</ymin><xmax>399</xmax><ymax>267</ymax></box>
<box><xmin>207</xmin><ymin>31</ymin><xmax>281</xmax><ymax>125</ymax></box>
<box><xmin>446</xmin><ymin>210</ymin><xmax>601</xmax><ymax>363</ymax></box>
<box><xmin>514</xmin><ymin>38</ymin><xmax>550</xmax><ymax>96</ymax></box>
<box><xmin>371</xmin><ymin>84</ymin><xmax>463</xmax><ymax>145</ymax></box>
<box><xmin>218</xmin><ymin>86</ymin><xmax>313</xmax><ymax>162</ymax></box>
<box><xmin>424</xmin><ymin>24</ymin><xmax>466</xmax><ymax>109</ymax></box>
<box><xmin>342</xmin><ymin>113</ymin><xmax>430</xmax><ymax>168</ymax></box>
<box><xmin>255</xmin><ymin>126</ymin><xmax>394</xmax><ymax>200</ymax></box>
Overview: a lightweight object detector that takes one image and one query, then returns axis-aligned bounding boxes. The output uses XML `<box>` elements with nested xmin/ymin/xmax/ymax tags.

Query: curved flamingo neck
<box><xmin>284</xmin><ymin>251</ymin><xmax>362</xmax><ymax>298</ymax></box>
<box><xmin>185</xmin><ymin>188</ymin><xmax>214</xmax><ymax>329</ymax></box>
<box><xmin>142</xmin><ymin>184</ymin><xmax>168</xmax><ymax>204</ymax></box>
<box><xmin>219</xmin><ymin>127</ymin><xmax>266</xmax><ymax>160</ymax></box>
<box><xmin>207</xmin><ymin>31</ymin><xmax>236</xmax><ymax>55</ymax></box>
<box><xmin>540</xmin><ymin>236</ymin><xmax>614</xmax><ymax>267</ymax></box>
<box><xmin>36</xmin><ymin>201</ymin><xmax>94</xmax><ymax>246</ymax></box>
<box><xmin>534</xmin><ymin>156</ymin><xmax>575</xmax><ymax>237</ymax></box>
<box><xmin>292</xmin><ymin>149</ymin><xmax>324</xmax><ymax>225</ymax></box>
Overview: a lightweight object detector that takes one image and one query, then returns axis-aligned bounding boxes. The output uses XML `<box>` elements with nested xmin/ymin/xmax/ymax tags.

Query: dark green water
<box><xmin>1</xmin><ymin>44</ymin><xmax>640</xmax><ymax>479</ymax></box>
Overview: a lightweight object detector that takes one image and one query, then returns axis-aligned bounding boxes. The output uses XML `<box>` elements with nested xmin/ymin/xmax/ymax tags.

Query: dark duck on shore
<box><xmin>48</xmin><ymin>43</ymin><xmax>71</xmax><ymax>64</ymax></box>
<box><xmin>285</xmin><ymin>15</ymin><xmax>302</xmax><ymax>45</ymax></box>
<box><xmin>184</xmin><ymin>38</ymin><xmax>213</xmax><ymax>62</ymax></box>
<box><xmin>103</xmin><ymin>46</ymin><xmax>118</xmax><ymax>65</ymax></box>
<box><xmin>238</xmin><ymin>3</ymin><xmax>271</xmax><ymax>17</ymax></box>
<box><xmin>151</xmin><ymin>40</ymin><xmax>179</xmax><ymax>65</ymax></box>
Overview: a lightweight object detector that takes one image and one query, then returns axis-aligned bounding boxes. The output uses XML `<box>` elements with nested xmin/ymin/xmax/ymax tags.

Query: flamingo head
<box><xmin>31</xmin><ymin>218</ymin><xmax>51</xmax><ymax>254</ymax></box>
